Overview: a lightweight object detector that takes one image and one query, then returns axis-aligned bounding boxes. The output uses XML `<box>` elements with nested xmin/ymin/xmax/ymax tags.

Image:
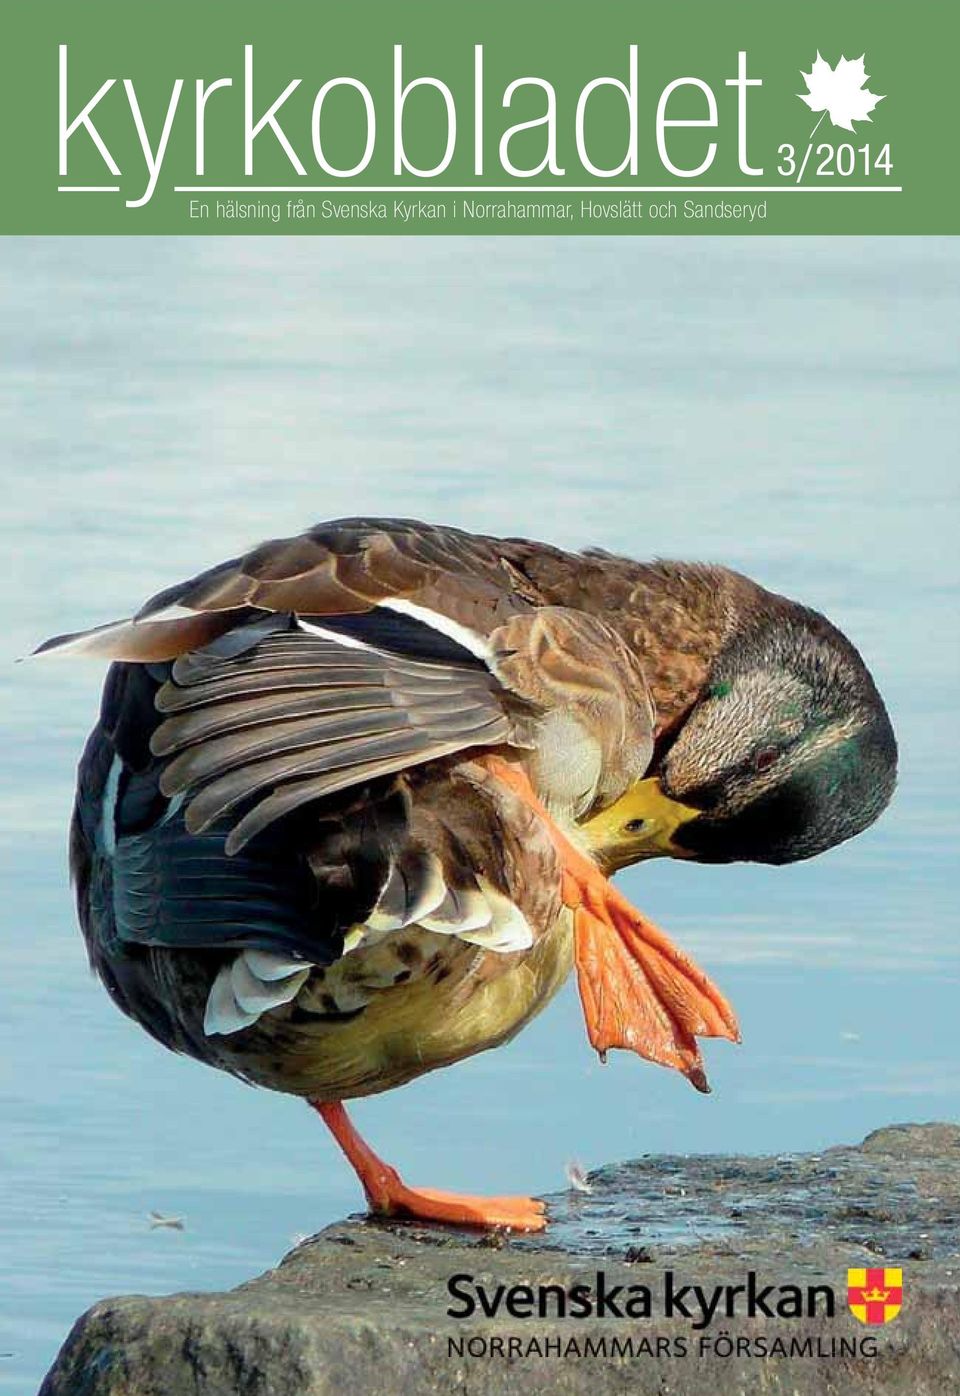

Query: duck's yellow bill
<box><xmin>580</xmin><ymin>777</ymin><xmax>701</xmax><ymax>871</ymax></box>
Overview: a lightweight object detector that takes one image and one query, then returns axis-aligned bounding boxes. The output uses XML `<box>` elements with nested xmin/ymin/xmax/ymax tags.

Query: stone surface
<box><xmin>40</xmin><ymin>1123</ymin><xmax>960</xmax><ymax>1395</ymax></box>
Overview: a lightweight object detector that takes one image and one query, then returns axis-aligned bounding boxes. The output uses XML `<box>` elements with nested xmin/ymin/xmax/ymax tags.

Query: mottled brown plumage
<box><xmin>44</xmin><ymin>516</ymin><xmax>896</xmax><ymax>1231</ymax></box>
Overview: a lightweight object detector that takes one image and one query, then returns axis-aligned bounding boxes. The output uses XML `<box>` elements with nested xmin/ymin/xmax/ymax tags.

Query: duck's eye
<box><xmin>624</xmin><ymin>819</ymin><xmax>647</xmax><ymax>833</ymax></box>
<box><xmin>753</xmin><ymin>748</ymin><xmax>779</xmax><ymax>773</ymax></box>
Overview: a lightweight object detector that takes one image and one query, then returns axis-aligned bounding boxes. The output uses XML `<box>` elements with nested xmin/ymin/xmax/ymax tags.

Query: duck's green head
<box><xmin>586</xmin><ymin>601</ymin><xmax>898</xmax><ymax>868</ymax></box>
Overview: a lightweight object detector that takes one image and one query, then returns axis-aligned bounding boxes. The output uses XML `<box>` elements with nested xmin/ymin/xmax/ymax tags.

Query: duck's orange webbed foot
<box><xmin>481</xmin><ymin>757</ymin><xmax>740</xmax><ymax>1092</ymax></box>
<box><xmin>311</xmin><ymin>1101</ymin><xmax>547</xmax><ymax>1232</ymax></box>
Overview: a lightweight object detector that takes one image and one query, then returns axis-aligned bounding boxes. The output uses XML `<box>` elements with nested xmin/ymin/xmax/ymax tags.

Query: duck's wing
<box><xmin>34</xmin><ymin>518</ymin><xmax>533</xmax><ymax>663</ymax></box>
<box><xmin>41</xmin><ymin>519</ymin><xmax>656</xmax><ymax>850</ymax></box>
<box><xmin>152</xmin><ymin>615</ymin><xmax>523</xmax><ymax>854</ymax></box>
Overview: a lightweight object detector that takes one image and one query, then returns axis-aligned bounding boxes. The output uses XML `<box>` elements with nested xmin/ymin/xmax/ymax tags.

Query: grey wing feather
<box><xmin>222</xmin><ymin>715</ymin><xmax>510</xmax><ymax>855</ymax></box>
<box><xmin>151</xmin><ymin>686</ymin><xmax>398</xmax><ymax>753</ymax></box>
<box><xmin>150</xmin><ymin>626</ymin><xmax>525</xmax><ymax>853</ymax></box>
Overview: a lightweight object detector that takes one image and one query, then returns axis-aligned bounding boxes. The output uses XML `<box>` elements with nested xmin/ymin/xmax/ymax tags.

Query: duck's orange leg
<box><xmin>310</xmin><ymin>1100</ymin><xmax>547</xmax><ymax>1232</ymax></box>
<box><xmin>482</xmin><ymin>757</ymin><xmax>740</xmax><ymax>1093</ymax></box>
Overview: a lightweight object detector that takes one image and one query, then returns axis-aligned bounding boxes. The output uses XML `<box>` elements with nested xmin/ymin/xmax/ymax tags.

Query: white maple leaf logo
<box><xmin>799</xmin><ymin>53</ymin><xmax>885</xmax><ymax>134</ymax></box>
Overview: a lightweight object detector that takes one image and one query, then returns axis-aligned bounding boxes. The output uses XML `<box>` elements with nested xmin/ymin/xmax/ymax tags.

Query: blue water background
<box><xmin>1</xmin><ymin>236</ymin><xmax>957</xmax><ymax>1390</ymax></box>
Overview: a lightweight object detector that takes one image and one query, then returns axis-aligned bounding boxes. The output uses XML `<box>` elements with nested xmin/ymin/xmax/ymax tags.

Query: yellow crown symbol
<box><xmin>862</xmin><ymin>1287</ymin><xmax>890</xmax><ymax>1303</ymax></box>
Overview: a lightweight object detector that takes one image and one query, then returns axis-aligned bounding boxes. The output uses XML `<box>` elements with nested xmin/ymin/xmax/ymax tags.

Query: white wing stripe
<box><xmin>99</xmin><ymin>756</ymin><xmax>122</xmax><ymax>857</ymax></box>
<box><xmin>296</xmin><ymin>617</ymin><xmax>383</xmax><ymax>653</ymax></box>
<box><xmin>138</xmin><ymin>603</ymin><xmax>199</xmax><ymax>624</ymax></box>
<box><xmin>377</xmin><ymin>598</ymin><xmax>492</xmax><ymax>663</ymax></box>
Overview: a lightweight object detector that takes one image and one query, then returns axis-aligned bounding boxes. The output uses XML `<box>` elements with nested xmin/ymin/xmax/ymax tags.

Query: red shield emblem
<box><xmin>847</xmin><ymin>1267</ymin><xmax>902</xmax><ymax>1324</ymax></box>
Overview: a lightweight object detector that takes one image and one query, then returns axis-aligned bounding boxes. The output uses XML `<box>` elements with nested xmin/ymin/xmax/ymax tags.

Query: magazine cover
<box><xmin>2</xmin><ymin>3</ymin><xmax>957</xmax><ymax>1393</ymax></box>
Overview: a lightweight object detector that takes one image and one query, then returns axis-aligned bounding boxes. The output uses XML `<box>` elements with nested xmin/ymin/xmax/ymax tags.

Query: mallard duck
<box><xmin>38</xmin><ymin>518</ymin><xmax>897</xmax><ymax>1232</ymax></box>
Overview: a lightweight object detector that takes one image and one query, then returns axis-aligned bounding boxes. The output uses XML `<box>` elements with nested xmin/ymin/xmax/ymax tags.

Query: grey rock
<box><xmin>40</xmin><ymin>1123</ymin><xmax>960</xmax><ymax>1395</ymax></box>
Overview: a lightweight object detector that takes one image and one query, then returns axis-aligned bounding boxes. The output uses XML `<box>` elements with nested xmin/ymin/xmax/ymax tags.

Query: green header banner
<box><xmin>1</xmin><ymin>0</ymin><xmax>956</xmax><ymax>235</ymax></box>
